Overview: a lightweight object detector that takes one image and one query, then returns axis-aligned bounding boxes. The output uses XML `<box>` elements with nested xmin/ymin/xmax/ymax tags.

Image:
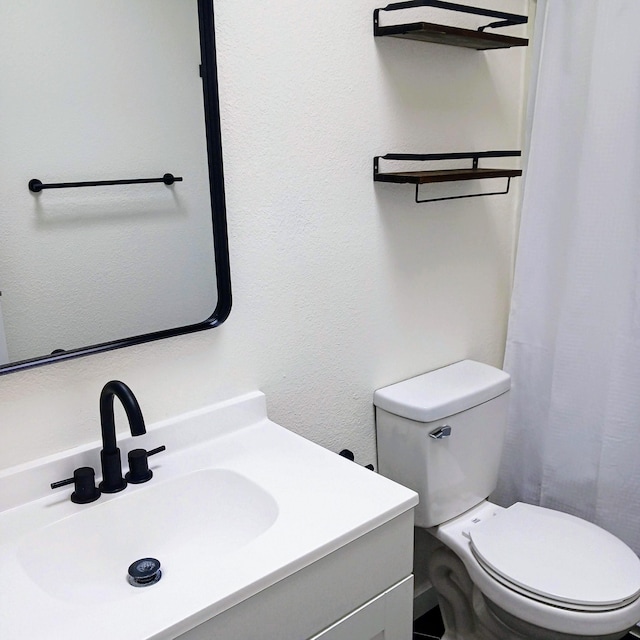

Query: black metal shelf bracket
<box><xmin>478</xmin><ymin>19</ymin><xmax>524</xmax><ymax>33</ymax></box>
<box><xmin>373</xmin><ymin>1</ymin><xmax>528</xmax><ymax>34</ymax></box>
<box><xmin>28</xmin><ymin>173</ymin><xmax>183</xmax><ymax>193</ymax></box>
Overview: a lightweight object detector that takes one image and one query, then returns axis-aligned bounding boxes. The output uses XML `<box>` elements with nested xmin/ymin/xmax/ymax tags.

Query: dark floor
<box><xmin>412</xmin><ymin>606</ymin><xmax>638</xmax><ymax>639</ymax></box>
<box><xmin>413</xmin><ymin>607</ymin><xmax>445</xmax><ymax>639</ymax></box>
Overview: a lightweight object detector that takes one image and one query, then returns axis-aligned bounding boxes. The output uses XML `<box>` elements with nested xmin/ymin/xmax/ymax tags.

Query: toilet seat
<box><xmin>467</xmin><ymin>503</ymin><xmax>640</xmax><ymax>612</ymax></box>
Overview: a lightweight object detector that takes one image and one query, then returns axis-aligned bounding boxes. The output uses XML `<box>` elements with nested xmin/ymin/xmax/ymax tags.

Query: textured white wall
<box><xmin>0</xmin><ymin>0</ymin><xmax>528</xmax><ymax>471</ymax></box>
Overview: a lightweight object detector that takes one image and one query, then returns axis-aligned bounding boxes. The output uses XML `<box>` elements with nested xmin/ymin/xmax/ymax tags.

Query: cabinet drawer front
<box><xmin>310</xmin><ymin>576</ymin><xmax>413</xmax><ymax>640</ymax></box>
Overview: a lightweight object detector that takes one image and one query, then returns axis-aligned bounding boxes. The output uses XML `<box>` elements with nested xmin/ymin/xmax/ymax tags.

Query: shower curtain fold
<box><xmin>494</xmin><ymin>0</ymin><xmax>640</xmax><ymax>556</ymax></box>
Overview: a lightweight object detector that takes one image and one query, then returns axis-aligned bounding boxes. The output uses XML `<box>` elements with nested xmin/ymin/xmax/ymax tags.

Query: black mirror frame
<box><xmin>0</xmin><ymin>0</ymin><xmax>231</xmax><ymax>376</ymax></box>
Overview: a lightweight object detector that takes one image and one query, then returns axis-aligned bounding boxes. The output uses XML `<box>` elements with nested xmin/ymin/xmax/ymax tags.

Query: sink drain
<box><xmin>127</xmin><ymin>558</ymin><xmax>162</xmax><ymax>587</ymax></box>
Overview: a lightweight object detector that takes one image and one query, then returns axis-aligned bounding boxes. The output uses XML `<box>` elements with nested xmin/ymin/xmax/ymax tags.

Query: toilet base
<box><xmin>427</xmin><ymin>542</ymin><xmax>631</xmax><ymax>640</ymax></box>
<box><xmin>483</xmin><ymin>599</ymin><xmax>629</xmax><ymax>640</ymax></box>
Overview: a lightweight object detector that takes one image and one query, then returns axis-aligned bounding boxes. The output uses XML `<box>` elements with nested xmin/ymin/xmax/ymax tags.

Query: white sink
<box><xmin>0</xmin><ymin>391</ymin><xmax>417</xmax><ymax>639</ymax></box>
<box><xmin>17</xmin><ymin>469</ymin><xmax>278</xmax><ymax>604</ymax></box>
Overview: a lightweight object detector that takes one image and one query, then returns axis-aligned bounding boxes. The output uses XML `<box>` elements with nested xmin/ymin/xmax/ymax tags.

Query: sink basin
<box><xmin>0</xmin><ymin>391</ymin><xmax>417</xmax><ymax>639</ymax></box>
<box><xmin>18</xmin><ymin>469</ymin><xmax>278</xmax><ymax>604</ymax></box>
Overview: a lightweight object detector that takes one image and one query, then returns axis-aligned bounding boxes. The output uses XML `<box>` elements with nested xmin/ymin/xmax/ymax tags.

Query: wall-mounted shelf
<box><xmin>374</xmin><ymin>1</ymin><xmax>528</xmax><ymax>51</ymax></box>
<box><xmin>374</xmin><ymin>151</ymin><xmax>522</xmax><ymax>203</ymax></box>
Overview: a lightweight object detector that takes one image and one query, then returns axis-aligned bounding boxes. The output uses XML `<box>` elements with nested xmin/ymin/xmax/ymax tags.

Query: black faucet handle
<box><xmin>125</xmin><ymin>446</ymin><xmax>166</xmax><ymax>484</ymax></box>
<box><xmin>51</xmin><ymin>467</ymin><xmax>101</xmax><ymax>504</ymax></box>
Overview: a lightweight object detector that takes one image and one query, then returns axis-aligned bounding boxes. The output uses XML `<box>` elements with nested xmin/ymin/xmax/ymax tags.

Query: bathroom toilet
<box><xmin>374</xmin><ymin>360</ymin><xmax>640</xmax><ymax>640</ymax></box>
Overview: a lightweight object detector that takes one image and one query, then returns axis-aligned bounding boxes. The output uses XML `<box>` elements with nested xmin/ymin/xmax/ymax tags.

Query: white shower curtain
<box><xmin>494</xmin><ymin>0</ymin><xmax>640</xmax><ymax>555</ymax></box>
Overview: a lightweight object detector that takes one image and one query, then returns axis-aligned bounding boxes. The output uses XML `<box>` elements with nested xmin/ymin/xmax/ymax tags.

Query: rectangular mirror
<box><xmin>0</xmin><ymin>0</ymin><xmax>231</xmax><ymax>374</ymax></box>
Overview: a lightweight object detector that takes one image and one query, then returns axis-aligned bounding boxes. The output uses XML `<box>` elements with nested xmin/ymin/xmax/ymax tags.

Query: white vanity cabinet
<box><xmin>0</xmin><ymin>392</ymin><xmax>417</xmax><ymax>640</ymax></box>
<box><xmin>178</xmin><ymin>511</ymin><xmax>415</xmax><ymax>640</ymax></box>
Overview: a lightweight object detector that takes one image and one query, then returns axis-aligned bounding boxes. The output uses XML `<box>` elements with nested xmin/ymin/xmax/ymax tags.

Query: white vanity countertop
<box><xmin>0</xmin><ymin>391</ymin><xmax>417</xmax><ymax>640</ymax></box>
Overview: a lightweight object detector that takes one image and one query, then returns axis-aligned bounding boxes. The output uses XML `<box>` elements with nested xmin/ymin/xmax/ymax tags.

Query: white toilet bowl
<box><xmin>432</xmin><ymin>501</ymin><xmax>640</xmax><ymax>639</ymax></box>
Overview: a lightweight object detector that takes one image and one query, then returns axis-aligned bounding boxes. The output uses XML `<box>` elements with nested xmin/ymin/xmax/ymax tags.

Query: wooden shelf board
<box><xmin>374</xmin><ymin>167</ymin><xmax>523</xmax><ymax>185</ymax></box>
<box><xmin>376</xmin><ymin>22</ymin><xmax>528</xmax><ymax>50</ymax></box>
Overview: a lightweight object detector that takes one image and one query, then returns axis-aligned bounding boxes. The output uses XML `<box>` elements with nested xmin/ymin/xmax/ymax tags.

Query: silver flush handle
<box><xmin>429</xmin><ymin>425</ymin><xmax>452</xmax><ymax>440</ymax></box>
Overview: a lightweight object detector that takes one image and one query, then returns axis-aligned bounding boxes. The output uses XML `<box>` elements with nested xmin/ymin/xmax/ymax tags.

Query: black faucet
<box><xmin>99</xmin><ymin>380</ymin><xmax>146</xmax><ymax>493</ymax></box>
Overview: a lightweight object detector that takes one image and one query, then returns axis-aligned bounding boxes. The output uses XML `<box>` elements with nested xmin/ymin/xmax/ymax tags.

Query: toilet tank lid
<box><xmin>374</xmin><ymin>360</ymin><xmax>511</xmax><ymax>423</ymax></box>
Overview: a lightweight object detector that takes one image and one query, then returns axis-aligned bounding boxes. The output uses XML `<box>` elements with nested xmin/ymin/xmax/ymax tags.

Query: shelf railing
<box><xmin>375</xmin><ymin>0</ymin><xmax>528</xmax><ymax>31</ymax></box>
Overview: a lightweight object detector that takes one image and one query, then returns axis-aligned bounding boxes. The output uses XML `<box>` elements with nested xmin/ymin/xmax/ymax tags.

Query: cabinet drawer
<box><xmin>310</xmin><ymin>576</ymin><xmax>413</xmax><ymax>640</ymax></box>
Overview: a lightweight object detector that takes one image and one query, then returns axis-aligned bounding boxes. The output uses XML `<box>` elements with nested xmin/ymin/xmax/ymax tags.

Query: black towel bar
<box><xmin>28</xmin><ymin>173</ymin><xmax>183</xmax><ymax>193</ymax></box>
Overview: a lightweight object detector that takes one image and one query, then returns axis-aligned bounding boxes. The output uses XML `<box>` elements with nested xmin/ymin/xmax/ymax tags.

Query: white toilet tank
<box><xmin>374</xmin><ymin>360</ymin><xmax>511</xmax><ymax>528</ymax></box>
